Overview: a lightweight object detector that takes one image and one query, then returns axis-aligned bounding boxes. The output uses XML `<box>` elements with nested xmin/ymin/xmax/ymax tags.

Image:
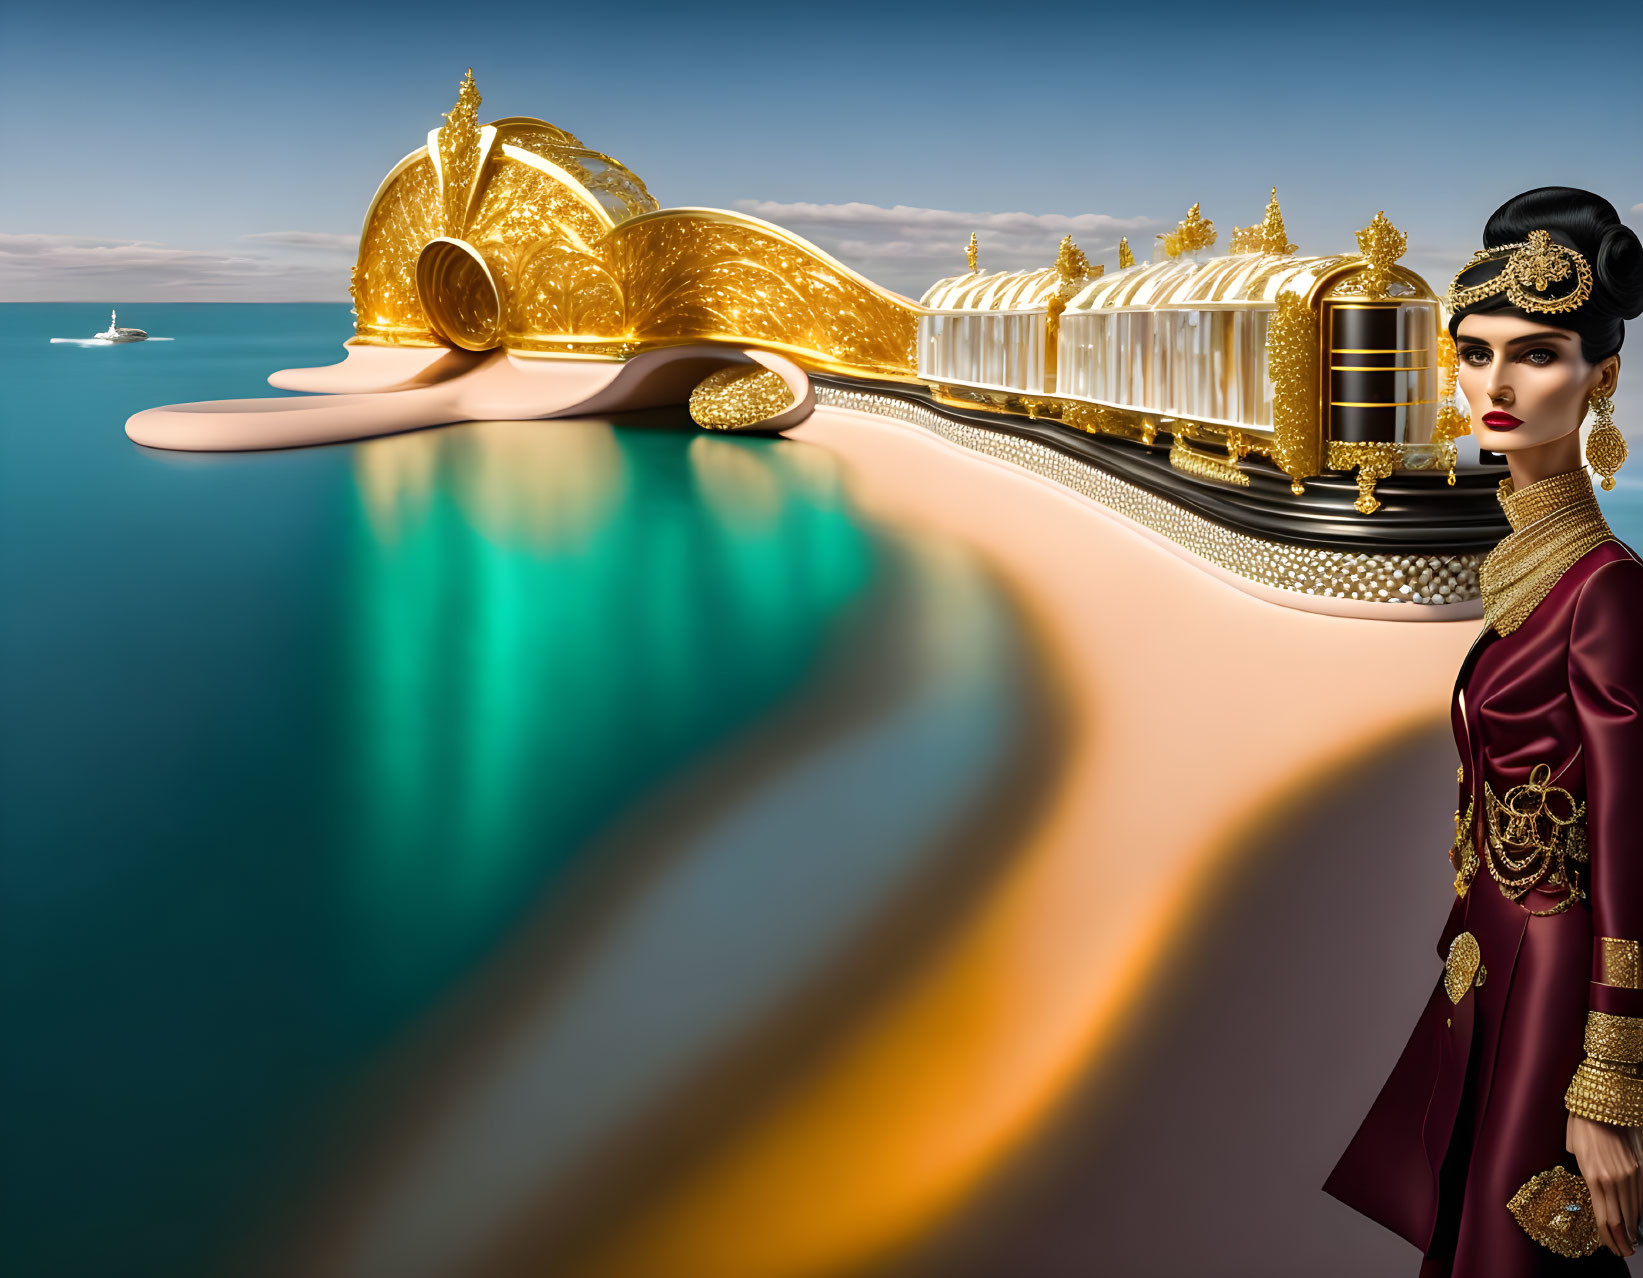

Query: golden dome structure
<box><xmin>348</xmin><ymin>69</ymin><xmax>921</xmax><ymax>380</ymax></box>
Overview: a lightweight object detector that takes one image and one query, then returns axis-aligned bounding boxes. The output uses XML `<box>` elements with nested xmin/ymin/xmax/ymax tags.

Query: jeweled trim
<box><xmin>813</xmin><ymin>384</ymin><xmax>1485</xmax><ymax>611</ymax></box>
<box><xmin>1583</xmin><ymin>1011</ymin><xmax>1643</xmax><ymax>1064</ymax></box>
<box><xmin>1565</xmin><ymin>1057</ymin><xmax>1643</xmax><ymax>1126</ymax></box>
<box><xmin>1453</xmin><ymin>797</ymin><xmax>1477</xmax><ymax>897</ymax></box>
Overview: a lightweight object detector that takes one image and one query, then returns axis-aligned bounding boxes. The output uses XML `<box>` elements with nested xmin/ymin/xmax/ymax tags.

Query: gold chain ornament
<box><xmin>1482</xmin><ymin>762</ymin><xmax>1588</xmax><ymax>915</ymax></box>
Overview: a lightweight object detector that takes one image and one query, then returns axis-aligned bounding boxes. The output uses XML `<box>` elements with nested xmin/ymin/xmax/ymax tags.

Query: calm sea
<box><xmin>0</xmin><ymin>303</ymin><xmax>1046</xmax><ymax>1277</ymax></box>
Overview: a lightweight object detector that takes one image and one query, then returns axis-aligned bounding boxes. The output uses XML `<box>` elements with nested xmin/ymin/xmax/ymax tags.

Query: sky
<box><xmin>2</xmin><ymin>0</ymin><xmax>1640</xmax><ymax>304</ymax></box>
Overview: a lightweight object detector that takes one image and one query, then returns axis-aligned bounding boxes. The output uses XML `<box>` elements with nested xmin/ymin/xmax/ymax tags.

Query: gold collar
<box><xmin>1480</xmin><ymin>468</ymin><xmax>1613</xmax><ymax>635</ymax></box>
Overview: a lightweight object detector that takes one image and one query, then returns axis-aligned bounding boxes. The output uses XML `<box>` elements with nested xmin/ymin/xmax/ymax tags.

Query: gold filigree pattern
<box><xmin>1349</xmin><ymin>211</ymin><xmax>1408</xmax><ymax>300</ymax></box>
<box><xmin>1266</xmin><ymin>292</ymin><xmax>1320</xmax><ymax>491</ymax></box>
<box><xmin>1448</xmin><ymin>229</ymin><xmax>1595</xmax><ymax>317</ymax></box>
<box><xmin>1600</xmin><ymin>938</ymin><xmax>1643</xmax><ymax>989</ymax></box>
<box><xmin>493</xmin><ymin>123</ymin><xmax>658</xmax><ymax>224</ymax></box>
<box><xmin>1444</xmin><ymin>931</ymin><xmax>1484</xmax><ymax>1004</ymax></box>
<box><xmin>1054</xmin><ymin>235</ymin><xmax>1094</xmax><ymax>286</ymax></box>
<box><xmin>348</xmin><ymin>75</ymin><xmax>922</xmax><ymax>377</ymax></box>
<box><xmin>1327</xmin><ymin>441</ymin><xmax>1402</xmax><ymax>515</ymax></box>
<box><xmin>688</xmin><ymin>366</ymin><xmax>796</xmax><ymax>429</ymax></box>
<box><xmin>1117</xmin><ymin>237</ymin><xmax>1134</xmax><ymax>269</ymax></box>
<box><xmin>510</xmin><ymin>235</ymin><xmax>624</xmax><ymax>340</ymax></box>
<box><xmin>1160</xmin><ymin>203</ymin><xmax>1216</xmax><ymax>259</ymax></box>
<box><xmin>1229</xmin><ymin>187</ymin><xmax>1296</xmax><ymax>257</ymax></box>
<box><xmin>354</xmin><ymin>158</ymin><xmax>442</xmax><ymax>345</ymax></box>
<box><xmin>1507</xmin><ymin>1165</ymin><xmax>1600</xmax><ymax>1259</ymax></box>
<box><xmin>966</xmin><ymin>232</ymin><xmax>978</xmax><ymax>274</ymax></box>
<box><xmin>1453</xmin><ymin>796</ymin><xmax>1477</xmax><ymax>897</ymax></box>
<box><xmin>1168</xmin><ymin>435</ymin><xmax>1250</xmax><ymax>487</ymax></box>
<box><xmin>607</xmin><ymin>213</ymin><xmax>919</xmax><ymax>378</ymax></box>
<box><xmin>438</xmin><ymin>69</ymin><xmax>484</xmax><ymax>238</ymax></box>
<box><xmin>1482</xmin><ymin>762</ymin><xmax>1588</xmax><ymax>915</ymax></box>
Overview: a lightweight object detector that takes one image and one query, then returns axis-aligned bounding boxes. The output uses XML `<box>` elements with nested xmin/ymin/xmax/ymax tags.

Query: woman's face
<box><xmin>1454</xmin><ymin>312</ymin><xmax>1617</xmax><ymax>453</ymax></box>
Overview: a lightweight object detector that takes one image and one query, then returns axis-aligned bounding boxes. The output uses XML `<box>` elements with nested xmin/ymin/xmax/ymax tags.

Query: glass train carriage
<box><xmin>915</xmin><ymin>206</ymin><xmax>1456</xmax><ymax>511</ymax></box>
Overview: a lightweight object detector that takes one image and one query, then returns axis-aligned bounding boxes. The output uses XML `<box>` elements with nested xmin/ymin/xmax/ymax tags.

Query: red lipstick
<box><xmin>1482</xmin><ymin>411</ymin><xmax>1523</xmax><ymax>429</ymax></box>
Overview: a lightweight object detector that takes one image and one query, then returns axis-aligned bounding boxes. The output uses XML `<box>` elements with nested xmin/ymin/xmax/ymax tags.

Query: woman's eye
<box><xmin>1521</xmin><ymin>349</ymin><xmax>1556</xmax><ymax>365</ymax></box>
<box><xmin>1460</xmin><ymin>347</ymin><xmax>1491</xmax><ymax>366</ymax></box>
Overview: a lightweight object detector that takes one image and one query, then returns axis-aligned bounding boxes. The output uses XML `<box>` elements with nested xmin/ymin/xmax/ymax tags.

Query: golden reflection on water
<box><xmin>688</xmin><ymin>435</ymin><xmax>847</xmax><ymax>535</ymax></box>
<box><xmin>354</xmin><ymin>419</ymin><xmax>627</xmax><ymax>551</ymax></box>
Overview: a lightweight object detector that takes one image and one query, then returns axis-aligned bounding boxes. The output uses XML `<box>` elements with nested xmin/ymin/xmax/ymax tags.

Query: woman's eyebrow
<box><xmin>1505</xmin><ymin>331</ymin><xmax>1573</xmax><ymax>344</ymax></box>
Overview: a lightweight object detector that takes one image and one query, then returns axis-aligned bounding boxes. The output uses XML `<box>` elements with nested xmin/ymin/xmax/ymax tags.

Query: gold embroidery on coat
<box><xmin>1599</xmin><ymin>937</ymin><xmax>1643</xmax><ymax>988</ymax></box>
<box><xmin>1444</xmin><ymin>931</ymin><xmax>1483</xmax><ymax>1004</ymax></box>
<box><xmin>1482</xmin><ymin>762</ymin><xmax>1587</xmax><ymax>916</ymax></box>
<box><xmin>1506</xmin><ymin>1164</ymin><xmax>1600</xmax><ymax>1259</ymax></box>
<box><xmin>1452</xmin><ymin>797</ymin><xmax>1477</xmax><ymax>897</ymax></box>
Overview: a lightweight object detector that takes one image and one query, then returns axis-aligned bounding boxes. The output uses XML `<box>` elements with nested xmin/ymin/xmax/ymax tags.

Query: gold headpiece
<box><xmin>1446</xmin><ymin>229</ymin><xmax>1594</xmax><ymax>316</ymax></box>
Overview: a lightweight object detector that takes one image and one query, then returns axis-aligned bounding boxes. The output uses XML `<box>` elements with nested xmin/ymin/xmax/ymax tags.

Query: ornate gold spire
<box><xmin>1160</xmin><ymin>203</ymin><xmax>1216</xmax><ymax>260</ymax></box>
<box><xmin>1229</xmin><ymin>187</ymin><xmax>1296</xmax><ymax>256</ymax></box>
<box><xmin>1055</xmin><ymin>235</ymin><xmax>1094</xmax><ymax>286</ymax></box>
<box><xmin>438</xmin><ymin>68</ymin><xmax>483</xmax><ymax>236</ymax></box>
<box><xmin>965</xmin><ymin>232</ymin><xmax>978</xmax><ymax>274</ymax></box>
<box><xmin>1117</xmin><ymin>236</ymin><xmax>1135</xmax><ymax>269</ymax></box>
<box><xmin>1352</xmin><ymin>210</ymin><xmax>1407</xmax><ymax>299</ymax></box>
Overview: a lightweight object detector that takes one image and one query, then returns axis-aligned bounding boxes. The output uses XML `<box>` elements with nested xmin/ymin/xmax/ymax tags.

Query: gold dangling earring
<box><xmin>1585</xmin><ymin>392</ymin><xmax>1626</xmax><ymax>491</ymax></box>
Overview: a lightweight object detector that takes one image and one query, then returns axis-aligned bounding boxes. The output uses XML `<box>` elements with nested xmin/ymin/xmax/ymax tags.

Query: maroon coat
<box><xmin>1324</xmin><ymin>537</ymin><xmax>1643</xmax><ymax>1276</ymax></box>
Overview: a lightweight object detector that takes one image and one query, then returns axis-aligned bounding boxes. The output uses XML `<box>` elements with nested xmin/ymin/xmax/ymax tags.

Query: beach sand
<box><xmin>541</xmin><ymin>406</ymin><xmax>1477</xmax><ymax>1278</ymax></box>
<box><xmin>277</xmin><ymin>402</ymin><xmax>1482</xmax><ymax>1278</ymax></box>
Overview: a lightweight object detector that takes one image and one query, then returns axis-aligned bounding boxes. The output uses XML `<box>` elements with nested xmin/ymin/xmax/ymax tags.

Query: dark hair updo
<box><xmin>1447</xmin><ymin>186</ymin><xmax>1643</xmax><ymax>362</ymax></box>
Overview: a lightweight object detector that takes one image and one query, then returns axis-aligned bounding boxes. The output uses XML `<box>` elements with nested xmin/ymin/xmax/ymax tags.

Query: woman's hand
<box><xmin>1566</xmin><ymin>1111</ymin><xmax>1643</xmax><ymax>1256</ymax></box>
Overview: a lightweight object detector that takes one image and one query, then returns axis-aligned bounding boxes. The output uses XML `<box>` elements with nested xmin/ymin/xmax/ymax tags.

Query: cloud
<box><xmin>733</xmin><ymin>200</ymin><xmax>1158</xmax><ymax>296</ymax></box>
<box><xmin>0</xmin><ymin>231</ymin><xmax>351</xmax><ymax>300</ymax></box>
<box><xmin>1633</xmin><ymin>203</ymin><xmax>1643</xmax><ymax>214</ymax></box>
<box><xmin>240</xmin><ymin>231</ymin><xmax>357</xmax><ymax>251</ymax></box>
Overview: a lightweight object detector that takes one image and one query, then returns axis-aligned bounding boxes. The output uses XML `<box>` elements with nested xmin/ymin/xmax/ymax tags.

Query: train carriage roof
<box><xmin>1065</xmin><ymin>251</ymin><xmax>1433</xmax><ymax>312</ymax></box>
<box><xmin>920</xmin><ymin>266</ymin><xmax>1063</xmax><ymax>312</ymax></box>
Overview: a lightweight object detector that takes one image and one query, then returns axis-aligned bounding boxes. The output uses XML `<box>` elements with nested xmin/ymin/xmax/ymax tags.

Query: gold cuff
<box><xmin>1584</xmin><ymin>1011</ymin><xmax>1643</xmax><ymax>1064</ymax></box>
<box><xmin>1565</xmin><ymin>1057</ymin><xmax>1643</xmax><ymax>1126</ymax></box>
<box><xmin>1599</xmin><ymin>937</ymin><xmax>1642</xmax><ymax>988</ymax></box>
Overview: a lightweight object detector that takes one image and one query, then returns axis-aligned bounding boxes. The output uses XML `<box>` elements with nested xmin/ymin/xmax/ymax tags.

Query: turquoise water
<box><xmin>8</xmin><ymin>305</ymin><xmax>1641</xmax><ymax>1278</ymax></box>
<box><xmin>0</xmin><ymin>305</ymin><xmax>1038</xmax><ymax>1277</ymax></box>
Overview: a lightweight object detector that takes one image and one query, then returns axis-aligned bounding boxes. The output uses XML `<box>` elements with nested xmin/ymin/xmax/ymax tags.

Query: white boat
<box><xmin>96</xmin><ymin>310</ymin><xmax>147</xmax><ymax>343</ymax></box>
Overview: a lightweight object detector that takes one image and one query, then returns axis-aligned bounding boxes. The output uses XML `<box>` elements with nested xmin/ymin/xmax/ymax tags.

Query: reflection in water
<box><xmin>336</xmin><ymin>419</ymin><xmax>884</xmax><ymax>1018</ymax></box>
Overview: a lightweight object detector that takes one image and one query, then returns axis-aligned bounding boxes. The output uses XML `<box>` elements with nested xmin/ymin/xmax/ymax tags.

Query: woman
<box><xmin>1323</xmin><ymin>187</ymin><xmax>1643</xmax><ymax>1275</ymax></box>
